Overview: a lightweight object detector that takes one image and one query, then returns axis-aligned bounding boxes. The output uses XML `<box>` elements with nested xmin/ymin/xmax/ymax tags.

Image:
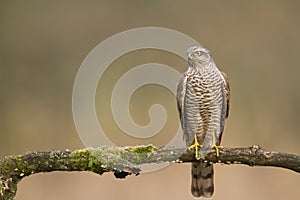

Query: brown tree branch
<box><xmin>0</xmin><ymin>145</ymin><xmax>299</xmax><ymax>200</ymax></box>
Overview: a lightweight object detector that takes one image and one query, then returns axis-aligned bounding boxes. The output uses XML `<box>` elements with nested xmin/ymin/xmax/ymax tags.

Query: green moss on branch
<box><xmin>1</xmin><ymin>145</ymin><xmax>299</xmax><ymax>200</ymax></box>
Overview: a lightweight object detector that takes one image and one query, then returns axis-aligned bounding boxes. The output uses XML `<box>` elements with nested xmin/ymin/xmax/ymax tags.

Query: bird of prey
<box><xmin>176</xmin><ymin>46</ymin><xmax>230</xmax><ymax>198</ymax></box>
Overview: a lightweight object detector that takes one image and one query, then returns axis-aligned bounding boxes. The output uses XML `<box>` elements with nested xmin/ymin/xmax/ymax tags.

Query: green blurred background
<box><xmin>1</xmin><ymin>1</ymin><xmax>299</xmax><ymax>199</ymax></box>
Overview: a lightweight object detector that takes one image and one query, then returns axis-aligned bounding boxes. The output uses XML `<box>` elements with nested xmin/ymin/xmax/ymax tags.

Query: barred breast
<box><xmin>183</xmin><ymin>64</ymin><xmax>226</xmax><ymax>147</ymax></box>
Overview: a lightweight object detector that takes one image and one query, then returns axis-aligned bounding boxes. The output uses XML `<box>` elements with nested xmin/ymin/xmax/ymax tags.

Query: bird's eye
<box><xmin>195</xmin><ymin>51</ymin><xmax>201</xmax><ymax>56</ymax></box>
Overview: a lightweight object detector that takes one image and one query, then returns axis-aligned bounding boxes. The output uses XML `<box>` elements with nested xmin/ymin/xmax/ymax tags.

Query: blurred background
<box><xmin>1</xmin><ymin>1</ymin><xmax>300</xmax><ymax>199</ymax></box>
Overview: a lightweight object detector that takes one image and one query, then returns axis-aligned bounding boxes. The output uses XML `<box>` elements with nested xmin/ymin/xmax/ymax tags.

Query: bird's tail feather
<box><xmin>191</xmin><ymin>162</ymin><xmax>214</xmax><ymax>198</ymax></box>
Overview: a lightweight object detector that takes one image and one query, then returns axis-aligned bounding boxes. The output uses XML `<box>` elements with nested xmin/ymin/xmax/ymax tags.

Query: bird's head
<box><xmin>187</xmin><ymin>46</ymin><xmax>212</xmax><ymax>66</ymax></box>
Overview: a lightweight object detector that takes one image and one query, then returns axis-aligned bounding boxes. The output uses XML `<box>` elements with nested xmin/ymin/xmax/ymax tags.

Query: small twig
<box><xmin>0</xmin><ymin>145</ymin><xmax>299</xmax><ymax>200</ymax></box>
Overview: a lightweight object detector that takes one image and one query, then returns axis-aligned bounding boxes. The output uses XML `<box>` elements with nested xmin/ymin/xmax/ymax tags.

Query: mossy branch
<box><xmin>1</xmin><ymin>145</ymin><xmax>299</xmax><ymax>200</ymax></box>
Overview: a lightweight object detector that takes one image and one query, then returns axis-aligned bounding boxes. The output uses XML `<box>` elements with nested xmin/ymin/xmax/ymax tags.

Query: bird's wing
<box><xmin>176</xmin><ymin>73</ymin><xmax>186</xmax><ymax>135</ymax></box>
<box><xmin>214</xmin><ymin>71</ymin><xmax>230</xmax><ymax>146</ymax></box>
<box><xmin>221</xmin><ymin>71</ymin><xmax>230</xmax><ymax>118</ymax></box>
<box><xmin>177</xmin><ymin>71</ymin><xmax>201</xmax><ymax>146</ymax></box>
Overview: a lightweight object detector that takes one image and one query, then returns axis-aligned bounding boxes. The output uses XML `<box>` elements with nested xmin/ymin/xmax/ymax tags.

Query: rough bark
<box><xmin>0</xmin><ymin>145</ymin><xmax>299</xmax><ymax>200</ymax></box>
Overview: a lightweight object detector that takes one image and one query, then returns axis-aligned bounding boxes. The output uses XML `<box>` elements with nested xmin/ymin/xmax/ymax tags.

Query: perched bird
<box><xmin>176</xmin><ymin>46</ymin><xmax>230</xmax><ymax>198</ymax></box>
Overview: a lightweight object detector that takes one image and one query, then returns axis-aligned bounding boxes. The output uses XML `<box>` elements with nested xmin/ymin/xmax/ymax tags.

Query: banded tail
<box><xmin>191</xmin><ymin>162</ymin><xmax>214</xmax><ymax>198</ymax></box>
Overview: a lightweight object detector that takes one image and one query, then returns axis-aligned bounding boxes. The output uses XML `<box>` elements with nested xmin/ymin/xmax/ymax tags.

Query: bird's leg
<box><xmin>211</xmin><ymin>144</ymin><xmax>222</xmax><ymax>157</ymax></box>
<box><xmin>189</xmin><ymin>134</ymin><xmax>202</xmax><ymax>160</ymax></box>
<box><xmin>211</xmin><ymin>131</ymin><xmax>222</xmax><ymax>157</ymax></box>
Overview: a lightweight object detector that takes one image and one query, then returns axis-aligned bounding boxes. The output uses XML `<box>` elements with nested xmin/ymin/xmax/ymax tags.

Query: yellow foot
<box><xmin>189</xmin><ymin>135</ymin><xmax>202</xmax><ymax>160</ymax></box>
<box><xmin>211</xmin><ymin>144</ymin><xmax>223</xmax><ymax>157</ymax></box>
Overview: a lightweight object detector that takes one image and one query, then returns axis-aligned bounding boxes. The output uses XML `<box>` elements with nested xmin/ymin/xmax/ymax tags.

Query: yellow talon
<box><xmin>189</xmin><ymin>135</ymin><xmax>202</xmax><ymax>159</ymax></box>
<box><xmin>211</xmin><ymin>144</ymin><xmax>223</xmax><ymax>157</ymax></box>
<box><xmin>211</xmin><ymin>131</ymin><xmax>222</xmax><ymax>157</ymax></box>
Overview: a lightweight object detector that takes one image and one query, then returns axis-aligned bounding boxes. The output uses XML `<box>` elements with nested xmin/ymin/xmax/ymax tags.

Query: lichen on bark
<box><xmin>1</xmin><ymin>145</ymin><xmax>299</xmax><ymax>200</ymax></box>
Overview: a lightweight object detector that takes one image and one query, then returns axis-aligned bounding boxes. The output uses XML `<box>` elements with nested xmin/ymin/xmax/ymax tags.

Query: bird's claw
<box><xmin>189</xmin><ymin>135</ymin><xmax>202</xmax><ymax>160</ymax></box>
<box><xmin>211</xmin><ymin>144</ymin><xmax>223</xmax><ymax>157</ymax></box>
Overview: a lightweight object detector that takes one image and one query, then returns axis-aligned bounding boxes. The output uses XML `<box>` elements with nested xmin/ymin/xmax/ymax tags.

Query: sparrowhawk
<box><xmin>176</xmin><ymin>46</ymin><xmax>230</xmax><ymax>198</ymax></box>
